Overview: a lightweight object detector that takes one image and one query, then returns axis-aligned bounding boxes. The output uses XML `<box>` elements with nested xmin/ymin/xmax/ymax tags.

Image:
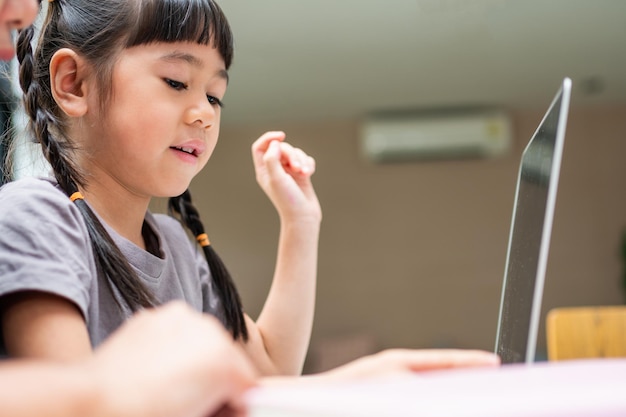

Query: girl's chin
<box><xmin>156</xmin><ymin>183</ymin><xmax>193</xmax><ymax>199</ymax></box>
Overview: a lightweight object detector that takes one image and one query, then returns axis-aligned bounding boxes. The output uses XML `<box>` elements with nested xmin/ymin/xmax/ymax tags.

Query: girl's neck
<box><xmin>80</xmin><ymin>180</ymin><xmax>151</xmax><ymax>250</ymax></box>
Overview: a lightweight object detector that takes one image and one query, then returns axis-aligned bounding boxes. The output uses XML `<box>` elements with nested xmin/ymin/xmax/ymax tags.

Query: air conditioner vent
<box><xmin>361</xmin><ymin>110</ymin><xmax>512</xmax><ymax>162</ymax></box>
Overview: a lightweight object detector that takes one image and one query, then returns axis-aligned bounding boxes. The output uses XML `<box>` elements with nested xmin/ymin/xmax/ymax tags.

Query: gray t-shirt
<box><xmin>0</xmin><ymin>177</ymin><xmax>225</xmax><ymax>353</ymax></box>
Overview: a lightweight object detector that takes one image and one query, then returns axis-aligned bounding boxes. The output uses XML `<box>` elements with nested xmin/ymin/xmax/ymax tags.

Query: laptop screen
<box><xmin>495</xmin><ymin>78</ymin><xmax>571</xmax><ymax>364</ymax></box>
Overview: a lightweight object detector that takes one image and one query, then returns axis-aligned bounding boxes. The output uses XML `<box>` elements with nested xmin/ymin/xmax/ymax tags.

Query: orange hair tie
<box><xmin>196</xmin><ymin>233</ymin><xmax>210</xmax><ymax>247</ymax></box>
<box><xmin>69</xmin><ymin>192</ymin><xmax>84</xmax><ymax>202</ymax></box>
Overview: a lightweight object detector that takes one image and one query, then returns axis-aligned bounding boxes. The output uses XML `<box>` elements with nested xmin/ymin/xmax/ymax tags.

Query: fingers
<box><xmin>278</xmin><ymin>142</ymin><xmax>315</xmax><ymax>176</ymax></box>
<box><xmin>376</xmin><ymin>349</ymin><xmax>501</xmax><ymax>372</ymax></box>
<box><xmin>319</xmin><ymin>348</ymin><xmax>501</xmax><ymax>383</ymax></box>
<box><xmin>252</xmin><ymin>131</ymin><xmax>286</xmax><ymax>167</ymax></box>
<box><xmin>263</xmin><ymin>141</ymin><xmax>315</xmax><ymax>177</ymax></box>
<box><xmin>252</xmin><ymin>131</ymin><xmax>315</xmax><ymax>177</ymax></box>
<box><xmin>250</xmin><ymin>130</ymin><xmax>321</xmax><ymax>222</ymax></box>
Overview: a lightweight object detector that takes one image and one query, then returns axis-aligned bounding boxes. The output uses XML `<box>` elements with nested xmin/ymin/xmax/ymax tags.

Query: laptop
<box><xmin>494</xmin><ymin>77</ymin><xmax>572</xmax><ymax>364</ymax></box>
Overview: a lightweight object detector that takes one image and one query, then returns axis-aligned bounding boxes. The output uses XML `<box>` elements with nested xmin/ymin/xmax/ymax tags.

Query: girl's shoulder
<box><xmin>0</xmin><ymin>176</ymin><xmax>68</xmax><ymax>203</ymax></box>
<box><xmin>0</xmin><ymin>176</ymin><xmax>83</xmax><ymax>225</ymax></box>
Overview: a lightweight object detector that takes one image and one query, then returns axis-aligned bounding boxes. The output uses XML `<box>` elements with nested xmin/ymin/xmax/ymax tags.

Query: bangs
<box><xmin>126</xmin><ymin>0</ymin><xmax>233</xmax><ymax>68</ymax></box>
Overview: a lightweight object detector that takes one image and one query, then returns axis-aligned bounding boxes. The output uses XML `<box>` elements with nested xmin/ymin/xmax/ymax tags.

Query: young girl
<box><xmin>0</xmin><ymin>0</ymin><xmax>319</xmax><ymax>376</ymax></box>
<box><xmin>0</xmin><ymin>0</ymin><xmax>499</xmax><ymax>377</ymax></box>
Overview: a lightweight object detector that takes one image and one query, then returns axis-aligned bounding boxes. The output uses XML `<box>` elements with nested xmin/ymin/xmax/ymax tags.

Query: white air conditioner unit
<box><xmin>361</xmin><ymin>109</ymin><xmax>512</xmax><ymax>162</ymax></box>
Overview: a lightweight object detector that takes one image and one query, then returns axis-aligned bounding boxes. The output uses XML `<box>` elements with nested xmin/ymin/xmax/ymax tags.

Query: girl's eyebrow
<box><xmin>160</xmin><ymin>51</ymin><xmax>229</xmax><ymax>82</ymax></box>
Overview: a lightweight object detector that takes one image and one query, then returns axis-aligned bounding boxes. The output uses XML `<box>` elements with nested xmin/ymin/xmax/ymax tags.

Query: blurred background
<box><xmin>155</xmin><ymin>0</ymin><xmax>626</xmax><ymax>371</ymax></box>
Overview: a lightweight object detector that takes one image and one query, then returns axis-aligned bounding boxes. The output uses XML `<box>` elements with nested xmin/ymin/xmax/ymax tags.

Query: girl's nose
<box><xmin>184</xmin><ymin>95</ymin><xmax>217</xmax><ymax>129</ymax></box>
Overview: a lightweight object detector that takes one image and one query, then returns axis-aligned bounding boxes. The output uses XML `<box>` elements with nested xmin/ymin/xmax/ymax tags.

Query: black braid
<box><xmin>169</xmin><ymin>190</ymin><xmax>248</xmax><ymax>340</ymax></box>
<box><xmin>16</xmin><ymin>16</ymin><xmax>157</xmax><ymax>313</ymax></box>
<box><xmin>16</xmin><ymin>20</ymin><xmax>79</xmax><ymax>191</ymax></box>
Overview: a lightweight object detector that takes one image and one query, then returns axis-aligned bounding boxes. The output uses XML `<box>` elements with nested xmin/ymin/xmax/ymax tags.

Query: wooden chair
<box><xmin>546</xmin><ymin>306</ymin><xmax>626</xmax><ymax>361</ymax></box>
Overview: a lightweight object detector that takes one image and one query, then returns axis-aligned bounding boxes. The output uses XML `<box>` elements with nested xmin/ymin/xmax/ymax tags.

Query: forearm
<box><xmin>0</xmin><ymin>361</ymin><xmax>99</xmax><ymax>417</ymax></box>
<box><xmin>245</xmin><ymin>219</ymin><xmax>320</xmax><ymax>375</ymax></box>
<box><xmin>257</xmin><ymin>349</ymin><xmax>502</xmax><ymax>388</ymax></box>
<box><xmin>0</xmin><ymin>358</ymin><xmax>162</xmax><ymax>417</ymax></box>
<box><xmin>0</xmin><ymin>303</ymin><xmax>257</xmax><ymax>417</ymax></box>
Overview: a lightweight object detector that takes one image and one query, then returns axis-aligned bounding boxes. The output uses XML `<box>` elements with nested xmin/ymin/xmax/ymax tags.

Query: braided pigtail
<box><xmin>169</xmin><ymin>190</ymin><xmax>248</xmax><ymax>340</ymax></box>
<box><xmin>15</xmin><ymin>12</ymin><xmax>157</xmax><ymax>312</ymax></box>
<box><xmin>17</xmin><ymin>23</ymin><xmax>81</xmax><ymax>190</ymax></box>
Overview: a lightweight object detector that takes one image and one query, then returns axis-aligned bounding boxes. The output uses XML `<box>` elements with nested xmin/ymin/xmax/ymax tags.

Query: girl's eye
<box><xmin>207</xmin><ymin>95</ymin><xmax>224</xmax><ymax>108</ymax></box>
<box><xmin>165</xmin><ymin>79</ymin><xmax>188</xmax><ymax>90</ymax></box>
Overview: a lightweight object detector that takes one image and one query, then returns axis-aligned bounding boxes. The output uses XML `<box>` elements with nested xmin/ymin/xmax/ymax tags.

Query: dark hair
<box><xmin>16</xmin><ymin>0</ymin><xmax>247</xmax><ymax>340</ymax></box>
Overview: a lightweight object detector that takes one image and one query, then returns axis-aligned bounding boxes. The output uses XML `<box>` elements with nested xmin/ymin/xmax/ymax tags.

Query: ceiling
<box><xmin>218</xmin><ymin>0</ymin><xmax>626</xmax><ymax>126</ymax></box>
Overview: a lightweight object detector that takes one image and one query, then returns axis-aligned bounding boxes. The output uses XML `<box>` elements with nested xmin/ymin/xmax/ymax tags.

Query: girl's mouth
<box><xmin>171</xmin><ymin>146</ymin><xmax>198</xmax><ymax>157</ymax></box>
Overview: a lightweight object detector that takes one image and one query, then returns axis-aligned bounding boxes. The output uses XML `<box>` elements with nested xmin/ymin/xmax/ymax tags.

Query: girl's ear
<box><xmin>50</xmin><ymin>48</ymin><xmax>91</xmax><ymax>117</ymax></box>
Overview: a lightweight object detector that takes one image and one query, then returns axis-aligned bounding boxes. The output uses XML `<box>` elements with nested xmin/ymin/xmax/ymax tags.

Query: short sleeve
<box><xmin>0</xmin><ymin>178</ymin><xmax>93</xmax><ymax>319</ymax></box>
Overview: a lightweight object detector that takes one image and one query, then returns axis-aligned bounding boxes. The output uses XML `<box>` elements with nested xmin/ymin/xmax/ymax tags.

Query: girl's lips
<box><xmin>170</xmin><ymin>139</ymin><xmax>206</xmax><ymax>157</ymax></box>
<box><xmin>171</xmin><ymin>146</ymin><xmax>198</xmax><ymax>156</ymax></box>
<box><xmin>170</xmin><ymin>146</ymin><xmax>200</xmax><ymax>164</ymax></box>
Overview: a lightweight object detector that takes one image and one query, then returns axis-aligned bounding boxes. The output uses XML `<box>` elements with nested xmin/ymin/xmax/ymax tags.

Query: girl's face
<box><xmin>0</xmin><ymin>0</ymin><xmax>39</xmax><ymax>60</ymax></box>
<box><xmin>82</xmin><ymin>41</ymin><xmax>228</xmax><ymax>198</ymax></box>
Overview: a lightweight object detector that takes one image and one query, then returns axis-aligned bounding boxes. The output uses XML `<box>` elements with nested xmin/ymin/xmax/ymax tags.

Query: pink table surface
<box><xmin>246</xmin><ymin>358</ymin><xmax>626</xmax><ymax>417</ymax></box>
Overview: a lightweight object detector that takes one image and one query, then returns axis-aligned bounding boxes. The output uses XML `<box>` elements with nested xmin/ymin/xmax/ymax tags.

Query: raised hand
<box><xmin>251</xmin><ymin>131</ymin><xmax>321</xmax><ymax>224</ymax></box>
<box><xmin>241</xmin><ymin>131</ymin><xmax>321</xmax><ymax>376</ymax></box>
